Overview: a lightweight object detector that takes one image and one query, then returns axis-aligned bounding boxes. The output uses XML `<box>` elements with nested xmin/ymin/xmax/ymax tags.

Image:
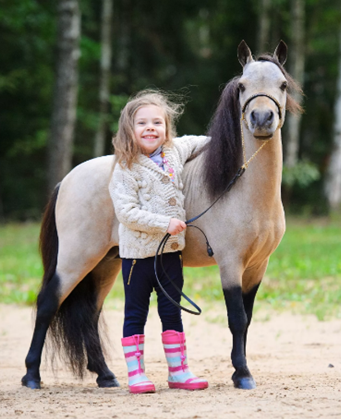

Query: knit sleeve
<box><xmin>173</xmin><ymin>135</ymin><xmax>210</xmax><ymax>164</ymax></box>
<box><xmin>109</xmin><ymin>166</ymin><xmax>171</xmax><ymax>234</ymax></box>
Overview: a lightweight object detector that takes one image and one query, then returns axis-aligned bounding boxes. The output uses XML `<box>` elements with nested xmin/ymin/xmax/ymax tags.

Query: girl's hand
<box><xmin>167</xmin><ymin>218</ymin><xmax>187</xmax><ymax>235</ymax></box>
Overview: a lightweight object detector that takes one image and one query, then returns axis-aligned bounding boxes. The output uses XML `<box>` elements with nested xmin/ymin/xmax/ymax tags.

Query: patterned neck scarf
<box><xmin>148</xmin><ymin>146</ymin><xmax>164</xmax><ymax>170</ymax></box>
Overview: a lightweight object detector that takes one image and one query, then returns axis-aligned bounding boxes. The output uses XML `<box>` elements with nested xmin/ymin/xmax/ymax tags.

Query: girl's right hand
<box><xmin>167</xmin><ymin>218</ymin><xmax>187</xmax><ymax>235</ymax></box>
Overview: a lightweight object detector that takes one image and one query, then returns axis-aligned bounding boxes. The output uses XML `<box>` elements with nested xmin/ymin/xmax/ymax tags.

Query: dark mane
<box><xmin>203</xmin><ymin>77</ymin><xmax>242</xmax><ymax>199</ymax></box>
<box><xmin>203</xmin><ymin>57</ymin><xmax>303</xmax><ymax>199</ymax></box>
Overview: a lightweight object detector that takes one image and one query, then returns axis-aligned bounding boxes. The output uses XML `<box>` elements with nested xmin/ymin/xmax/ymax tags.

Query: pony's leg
<box><xmin>223</xmin><ymin>285</ymin><xmax>255</xmax><ymax>389</ymax></box>
<box><xmin>22</xmin><ymin>273</ymin><xmax>61</xmax><ymax>389</ymax></box>
<box><xmin>84</xmin><ymin>248</ymin><xmax>122</xmax><ymax>388</ymax></box>
<box><xmin>219</xmin><ymin>263</ymin><xmax>256</xmax><ymax>390</ymax></box>
<box><xmin>22</xmin><ymin>185</ymin><xmax>62</xmax><ymax>389</ymax></box>
<box><xmin>241</xmin><ymin>260</ymin><xmax>268</xmax><ymax>355</ymax></box>
<box><xmin>22</xmin><ymin>247</ymin><xmax>113</xmax><ymax>389</ymax></box>
<box><xmin>242</xmin><ymin>283</ymin><xmax>260</xmax><ymax>354</ymax></box>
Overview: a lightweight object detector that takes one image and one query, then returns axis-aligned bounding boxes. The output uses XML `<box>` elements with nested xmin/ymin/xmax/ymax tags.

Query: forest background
<box><xmin>1</xmin><ymin>0</ymin><xmax>341</xmax><ymax>220</ymax></box>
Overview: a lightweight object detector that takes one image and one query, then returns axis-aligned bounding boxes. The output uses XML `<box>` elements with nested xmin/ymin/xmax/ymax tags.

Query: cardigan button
<box><xmin>168</xmin><ymin>197</ymin><xmax>176</xmax><ymax>206</ymax></box>
<box><xmin>162</xmin><ymin>177</ymin><xmax>169</xmax><ymax>184</ymax></box>
<box><xmin>171</xmin><ymin>242</ymin><xmax>179</xmax><ymax>250</ymax></box>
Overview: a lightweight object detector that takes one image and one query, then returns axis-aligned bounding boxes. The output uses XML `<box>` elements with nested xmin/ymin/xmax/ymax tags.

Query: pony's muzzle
<box><xmin>248</xmin><ymin>108</ymin><xmax>278</xmax><ymax>139</ymax></box>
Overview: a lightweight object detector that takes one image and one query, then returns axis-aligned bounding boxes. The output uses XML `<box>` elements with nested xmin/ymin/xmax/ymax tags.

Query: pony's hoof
<box><xmin>97</xmin><ymin>377</ymin><xmax>120</xmax><ymax>388</ymax></box>
<box><xmin>233</xmin><ymin>376</ymin><xmax>256</xmax><ymax>390</ymax></box>
<box><xmin>21</xmin><ymin>376</ymin><xmax>41</xmax><ymax>390</ymax></box>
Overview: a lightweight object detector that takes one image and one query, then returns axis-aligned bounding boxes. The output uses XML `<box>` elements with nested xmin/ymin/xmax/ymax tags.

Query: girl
<box><xmin>109</xmin><ymin>90</ymin><xmax>209</xmax><ymax>394</ymax></box>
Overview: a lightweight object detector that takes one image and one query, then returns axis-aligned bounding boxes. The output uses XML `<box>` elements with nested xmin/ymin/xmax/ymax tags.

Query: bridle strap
<box><xmin>241</xmin><ymin>92</ymin><xmax>284</xmax><ymax>121</ymax></box>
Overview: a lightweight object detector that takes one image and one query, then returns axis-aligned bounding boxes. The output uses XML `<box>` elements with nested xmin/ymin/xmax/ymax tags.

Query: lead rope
<box><xmin>154</xmin><ymin>93</ymin><xmax>284</xmax><ymax>315</ymax></box>
<box><xmin>240</xmin><ymin>113</ymin><xmax>270</xmax><ymax>170</ymax></box>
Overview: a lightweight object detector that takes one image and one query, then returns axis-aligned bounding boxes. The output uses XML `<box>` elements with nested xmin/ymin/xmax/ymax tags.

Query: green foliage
<box><xmin>0</xmin><ymin>220</ymin><xmax>340</xmax><ymax>320</ymax></box>
<box><xmin>1</xmin><ymin>0</ymin><xmax>341</xmax><ymax>218</ymax></box>
<box><xmin>282</xmin><ymin>160</ymin><xmax>320</xmax><ymax>188</ymax></box>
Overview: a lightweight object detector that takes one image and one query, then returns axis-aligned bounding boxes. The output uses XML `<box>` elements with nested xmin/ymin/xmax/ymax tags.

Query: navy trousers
<box><xmin>122</xmin><ymin>251</ymin><xmax>184</xmax><ymax>337</ymax></box>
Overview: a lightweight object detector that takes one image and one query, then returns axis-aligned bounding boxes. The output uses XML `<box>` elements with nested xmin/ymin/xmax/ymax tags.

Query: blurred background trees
<box><xmin>0</xmin><ymin>0</ymin><xmax>341</xmax><ymax>220</ymax></box>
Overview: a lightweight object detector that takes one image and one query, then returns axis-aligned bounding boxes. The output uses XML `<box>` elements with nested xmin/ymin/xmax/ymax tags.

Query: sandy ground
<box><xmin>0</xmin><ymin>301</ymin><xmax>340</xmax><ymax>419</ymax></box>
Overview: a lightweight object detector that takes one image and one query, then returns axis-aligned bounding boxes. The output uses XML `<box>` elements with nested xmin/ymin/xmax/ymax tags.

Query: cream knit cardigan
<box><xmin>109</xmin><ymin>135</ymin><xmax>208</xmax><ymax>259</ymax></box>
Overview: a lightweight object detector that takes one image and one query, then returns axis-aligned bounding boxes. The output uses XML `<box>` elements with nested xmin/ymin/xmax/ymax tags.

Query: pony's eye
<box><xmin>238</xmin><ymin>83</ymin><xmax>245</xmax><ymax>92</ymax></box>
<box><xmin>280</xmin><ymin>81</ymin><xmax>288</xmax><ymax>91</ymax></box>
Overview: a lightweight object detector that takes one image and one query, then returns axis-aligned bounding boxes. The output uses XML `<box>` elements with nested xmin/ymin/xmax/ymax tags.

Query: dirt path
<box><xmin>0</xmin><ymin>302</ymin><xmax>340</xmax><ymax>419</ymax></box>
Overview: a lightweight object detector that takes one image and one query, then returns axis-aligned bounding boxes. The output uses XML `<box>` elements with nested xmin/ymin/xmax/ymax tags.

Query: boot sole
<box><xmin>168</xmin><ymin>381</ymin><xmax>208</xmax><ymax>390</ymax></box>
<box><xmin>129</xmin><ymin>383</ymin><xmax>156</xmax><ymax>394</ymax></box>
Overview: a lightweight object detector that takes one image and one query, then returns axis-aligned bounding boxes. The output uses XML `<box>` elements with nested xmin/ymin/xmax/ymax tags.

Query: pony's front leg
<box><xmin>22</xmin><ymin>273</ymin><xmax>61</xmax><ymax>389</ymax></box>
<box><xmin>223</xmin><ymin>285</ymin><xmax>256</xmax><ymax>389</ymax></box>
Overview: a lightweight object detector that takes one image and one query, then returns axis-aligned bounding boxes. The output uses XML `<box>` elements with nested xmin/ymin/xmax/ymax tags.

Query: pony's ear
<box><xmin>237</xmin><ymin>40</ymin><xmax>253</xmax><ymax>67</ymax></box>
<box><xmin>274</xmin><ymin>40</ymin><xmax>288</xmax><ymax>65</ymax></box>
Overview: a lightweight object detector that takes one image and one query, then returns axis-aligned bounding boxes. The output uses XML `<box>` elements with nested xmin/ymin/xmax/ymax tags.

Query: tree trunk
<box><xmin>257</xmin><ymin>0</ymin><xmax>271</xmax><ymax>54</ymax></box>
<box><xmin>47</xmin><ymin>0</ymin><xmax>81</xmax><ymax>192</ymax></box>
<box><xmin>325</xmin><ymin>22</ymin><xmax>341</xmax><ymax>211</ymax></box>
<box><xmin>0</xmin><ymin>183</ymin><xmax>4</xmax><ymax>223</ymax></box>
<box><xmin>93</xmin><ymin>0</ymin><xmax>113</xmax><ymax>158</ymax></box>
<box><xmin>284</xmin><ymin>0</ymin><xmax>305</xmax><ymax>168</ymax></box>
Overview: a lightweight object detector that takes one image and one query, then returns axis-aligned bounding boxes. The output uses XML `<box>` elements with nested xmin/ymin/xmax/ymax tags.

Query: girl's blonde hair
<box><xmin>113</xmin><ymin>90</ymin><xmax>184</xmax><ymax>168</ymax></box>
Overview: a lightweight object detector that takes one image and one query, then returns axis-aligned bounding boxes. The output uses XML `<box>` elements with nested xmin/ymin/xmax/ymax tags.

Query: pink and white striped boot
<box><xmin>161</xmin><ymin>330</ymin><xmax>208</xmax><ymax>390</ymax></box>
<box><xmin>122</xmin><ymin>334</ymin><xmax>155</xmax><ymax>394</ymax></box>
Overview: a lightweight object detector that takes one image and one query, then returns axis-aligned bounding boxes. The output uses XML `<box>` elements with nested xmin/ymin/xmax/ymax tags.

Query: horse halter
<box><xmin>240</xmin><ymin>92</ymin><xmax>284</xmax><ymax>169</ymax></box>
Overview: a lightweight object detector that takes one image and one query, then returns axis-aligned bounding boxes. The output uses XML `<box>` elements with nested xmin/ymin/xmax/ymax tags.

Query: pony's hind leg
<box><xmin>241</xmin><ymin>261</ymin><xmax>268</xmax><ymax>357</ymax></box>
<box><xmin>22</xmin><ymin>273</ymin><xmax>61</xmax><ymax>389</ymax></box>
<box><xmin>84</xmin><ymin>248</ymin><xmax>122</xmax><ymax>388</ymax></box>
<box><xmin>242</xmin><ymin>283</ymin><xmax>260</xmax><ymax>354</ymax></box>
<box><xmin>22</xmin><ymin>185</ymin><xmax>61</xmax><ymax>390</ymax></box>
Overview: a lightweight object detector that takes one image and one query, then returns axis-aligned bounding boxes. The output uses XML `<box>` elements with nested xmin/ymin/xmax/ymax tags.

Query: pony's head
<box><xmin>237</xmin><ymin>40</ymin><xmax>302</xmax><ymax>140</ymax></box>
<box><xmin>204</xmin><ymin>41</ymin><xmax>303</xmax><ymax>199</ymax></box>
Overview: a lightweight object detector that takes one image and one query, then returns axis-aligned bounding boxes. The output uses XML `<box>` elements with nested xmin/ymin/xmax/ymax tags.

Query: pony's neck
<box><xmin>242</xmin><ymin>129</ymin><xmax>283</xmax><ymax>204</ymax></box>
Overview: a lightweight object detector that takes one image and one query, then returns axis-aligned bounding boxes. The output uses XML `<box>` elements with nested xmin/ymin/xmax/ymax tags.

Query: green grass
<box><xmin>0</xmin><ymin>219</ymin><xmax>340</xmax><ymax>319</ymax></box>
<box><xmin>0</xmin><ymin>223</ymin><xmax>42</xmax><ymax>304</ymax></box>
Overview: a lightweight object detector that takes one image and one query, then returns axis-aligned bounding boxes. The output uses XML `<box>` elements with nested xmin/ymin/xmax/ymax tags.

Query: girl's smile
<box><xmin>134</xmin><ymin>105</ymin><xmax>166</xmax><ymax>155</ymax></box>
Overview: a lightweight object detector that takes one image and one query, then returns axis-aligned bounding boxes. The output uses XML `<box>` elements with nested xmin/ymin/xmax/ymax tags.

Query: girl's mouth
<box><xmin>143</xmin><ymin>136</ymin><xmax>158</xmax><ymax>140</ymax></box>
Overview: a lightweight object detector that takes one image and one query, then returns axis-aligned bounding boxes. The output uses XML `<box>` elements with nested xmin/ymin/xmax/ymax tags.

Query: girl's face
<box><xmin>134</xmin><ymin>105</ymin><xmax>166</xmax><ymax>155</ymax></box>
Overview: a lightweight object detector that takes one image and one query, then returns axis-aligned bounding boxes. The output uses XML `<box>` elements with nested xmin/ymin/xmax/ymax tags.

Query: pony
<box><xmin>22</xmin><ymin>41</ymin><xmax>302</xmax><ymax>390</ymax></box>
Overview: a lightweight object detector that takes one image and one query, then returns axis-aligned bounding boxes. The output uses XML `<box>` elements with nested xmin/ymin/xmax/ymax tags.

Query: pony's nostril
<box><xmin>250</xmin><ymin>111</ymin><xmax>257</xmax><ymax>125</ymax></box>
<box><xmin>267</xmin><ymin>111</ymin><xmax>274</xmax><ymax>122</ymax></box>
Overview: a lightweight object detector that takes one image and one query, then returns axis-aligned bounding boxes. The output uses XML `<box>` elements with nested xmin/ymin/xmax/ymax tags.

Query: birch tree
<box><xmin>47</xmin><ymin>0</ymin><xmax>81</xmax><ymax>192</ymax></box>
<box><xmin>325</xmin><ymin>22</ymin><xmax>341</xmax><ymax>211</ymax></box>
<box><xmin>257</xmin><ymin>0</ymin><xmax>271</xmax><ymax>53</ymax></box>
<box><xmin>93</xmin><ymin>0</ymin><xmax>113</xmax><ymax>158</ymax></box>
<box><xmin>285</xmin><ymin>0</ymin><xmax>305</xmax><ymax>168</ymax></box>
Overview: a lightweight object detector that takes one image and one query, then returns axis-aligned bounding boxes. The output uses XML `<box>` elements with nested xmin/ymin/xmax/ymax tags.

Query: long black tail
<box><xmin>38</xmin><ymin>183</ymin><xmax>108</xmax><ymax>379</ymax></box>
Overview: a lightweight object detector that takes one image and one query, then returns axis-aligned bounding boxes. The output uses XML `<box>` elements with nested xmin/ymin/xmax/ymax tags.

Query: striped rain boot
<box><xmin>162</xmin><ymin>330</ymin><xmax>208</xmax><ymax>390</ymax></box>
<box><xmin>121</xmin><ymin>334</ymin><xmax>155</xmax><ymax>394</ymax></box>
